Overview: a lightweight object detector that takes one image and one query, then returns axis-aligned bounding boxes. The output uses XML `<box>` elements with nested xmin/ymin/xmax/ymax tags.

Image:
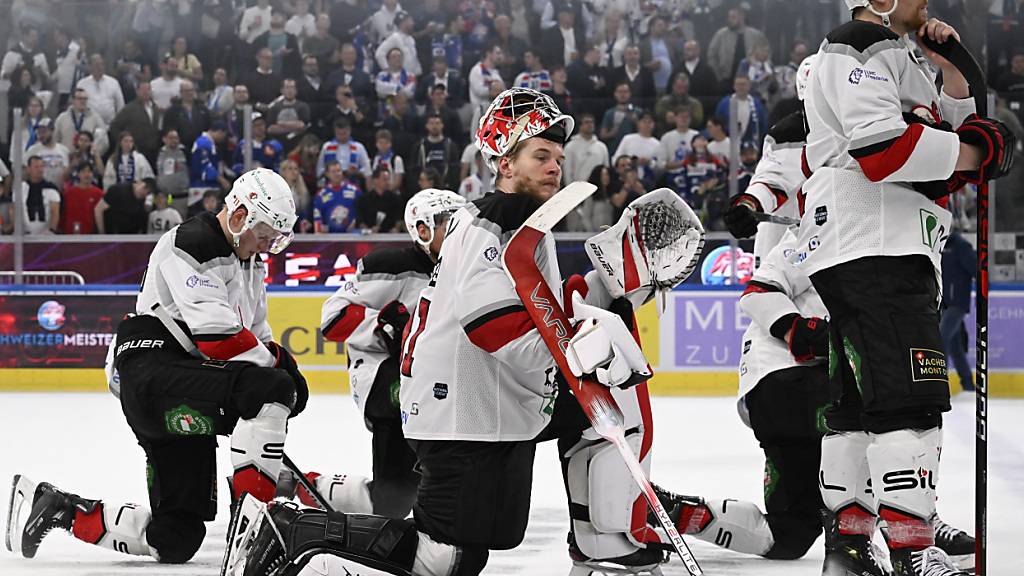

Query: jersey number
<box><xmin>400</xmin><ymin>297</ymin><xmax>431</xmax><ymax>377</ymax></box>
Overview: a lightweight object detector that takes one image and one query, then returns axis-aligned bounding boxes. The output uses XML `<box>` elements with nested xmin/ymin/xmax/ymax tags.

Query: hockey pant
<box><xmin>99</xmin><ymin>349</ymin><xmax>296</xmax><ymax>562</ymax></box>
<box><xmin>299</xmin><ymin>359</ymin><xmax>419</xmax><ymax>519</ymax></box>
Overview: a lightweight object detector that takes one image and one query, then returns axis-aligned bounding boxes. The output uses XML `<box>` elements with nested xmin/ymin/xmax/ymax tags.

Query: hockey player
<box><xmin>6</xmin><ymin>168</ymin><xmax>306</xmax><ymax>564</ymax></box>
<box><xmin>302</xmin><ymin>188</ymin><xmax>466</xmax><ymax>520</ymax></box>
<box><xmin>797</xmin><ymin>2</ymin><xmax>1014</xmax><ymax>575</ymax></box>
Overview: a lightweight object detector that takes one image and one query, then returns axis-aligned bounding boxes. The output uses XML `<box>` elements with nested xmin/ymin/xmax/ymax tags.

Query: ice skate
<box><xmin>931</xmin><ymin>515</ymin><xmax>974</xmax><ymax>572</ymax></box>
<box><xmin>822</xmin><ymin>511</ymin><xmax>892</xmax><ymax>576</ymax></box>
<box><xmin>5</xmin><ymin>474</ymin><xmax>98</xmax><ymax>559</ymax></box>
<box><xmin>568</xmin><ymin>532</ymin><xmax>667</xmax><ymax>576</ymax></box>
<box><xmin>890</xmin><ymin>546</ymin><xmax>972</xmax><ymax>576</ymax></box>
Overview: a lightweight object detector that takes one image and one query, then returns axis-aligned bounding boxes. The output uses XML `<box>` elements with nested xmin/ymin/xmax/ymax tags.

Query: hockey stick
<box><xmin>281</xmin><ymin>453</ymin><xmax>335</xmax><ymax>512</ymax></box>
<box><xmin>502</xmin><ymin>182</ymin><xmax>703</xmax><ymax>576</ymax></box>
<box><xmin>752</xmin><ymin>212</ymin><xmax>800</xmax><ymax>226</ymax></box>
<box><xmin>918</xmin><ymin>34</ymin><xmax>988</xmax><ymax>576</ymax></box>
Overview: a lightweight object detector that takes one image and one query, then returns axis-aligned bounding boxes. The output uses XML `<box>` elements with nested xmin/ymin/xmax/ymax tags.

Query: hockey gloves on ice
<box><xmin>771</xmin><ymin>313</ymin><xmax>828</xmax><ymax>363</ymax></box>
<box><xmin>376</xmin><ymin>300</ymin><xmax>410</xmax><ymax>359</ymax></box>
<box><xmin>267</xmin><ymin>341</ymin><xmax>309</xmax><ymax>416</ymax></box>
<box><xmin>956</xmin><ymin>114</ymin><xmax>1016</xmax><ymax>184</ymax></box>
<box><xmin>724</xmin><ymin>194</ymin><xmax>761</xmax><ymax>239</ymax></box>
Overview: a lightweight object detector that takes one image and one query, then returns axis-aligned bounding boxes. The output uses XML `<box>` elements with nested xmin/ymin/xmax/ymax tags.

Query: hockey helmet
<box><xmin>795</xmin><ymin>53</ymin><xmax>817</xmax><ymax>101</ymax></box>
<box><xmin>404</xmin><ymin>188</ymin><xmax>466</xmax><ymax>250</ymax></box>
<box><xmin>224</xmin><ymin>167</ymin><xmax>297</xmax><ymax>254</ymax></box>
<box><xmin>843</xmin><ymin>0</ymin><xmax>898</xmax><ymax>27</ymax></box>
<box><xmin>475</xmin><ymin>87</ymin><xmax>574</xmax><ymax>172</ymax></box>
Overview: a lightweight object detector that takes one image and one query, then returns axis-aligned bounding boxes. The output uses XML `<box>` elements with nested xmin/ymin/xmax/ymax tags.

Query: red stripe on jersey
<box><xmin>195</xmin><ymin>328</ymin><xmax>260</xmax><ymax>360</ymax></box>
<box><xmin>72</xmin><ymin>503</ymin><xmax>106</xmax><ymax>544</ymax></box>
<box><xmin>800</xmin><ymin>147</ymin><xmax>812</xmax><ymax>179</ymax></box>
<box><xmin>741</xmin><ymin>280</ymin><xmax>782</xmax><ymax>297</ymax></box>
<box><xmin>321</xmin><ymin>305</ymin><xmax>367</xmax><ymax>343</ymax></box>
<box><xmin>769</xmin><ymin>186</ymin><xmax>789</xmax><ymax>209</ymax></box>
<box><xmin>850</xmin><ymin>123</ymin><xmax>925</xmax><ymax>182</ymax></box>
<box><xmin>465</xmin><ymin>306</ymin><xmax>536</xmax><ymax>353</ymax></box>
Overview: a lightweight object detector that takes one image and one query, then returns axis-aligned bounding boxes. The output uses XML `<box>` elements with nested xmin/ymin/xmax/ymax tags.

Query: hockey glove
<box><xmin>771</xmin><ymin>314</ymin><xmax>829</xmax><ymax>363</ymax></box>
<box><xmin>566</xmin><ymin>293</ymin><xmax>652</xmax><ymax>388</ymax></box>
<box><xmin>723</xmin><ymin>194</ymin><xmax>761</xmax><ymax>239</ymax></box>
<box><xmin>956</xmin><ymin>114</ymin><xmax>1016</xmax><ymax>184</ymax></box>
<box><xmin>375</xmin><ymin>300</ymin><xmax>410</xmax><ymax>359</ymax></box>
<box><xmin>266</xmin><ymin>341</ymin><xmax>309</xmax><ymax>417</ymax></box>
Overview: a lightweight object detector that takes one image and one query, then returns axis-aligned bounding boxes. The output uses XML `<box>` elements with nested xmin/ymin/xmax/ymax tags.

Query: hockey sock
<box><xmin>820</xmin><ymin>432</ymin><xmax>875</xmax><ymax>537</ymax></box>
<box><xmin>866</xmin><ymin>427</ymin><xmax>940</xmax><ymax>551</ymax></box>
<box><xmin>411</xmin><ymin>530</ymin><xmax>461</xmax><ymax>576</ymax></box>
<box><xmin>230</xmin><ymin>402</ymin><xmax>289</xmax><ymax>503</ymax></box>
<box><xmin>72</xmin><ymin>501</ymin><xmax>155</xmax><ymax>557</ymax></box>
<box><xmin>297</xmin><ymin>471</ymin><xmax>374</xmax><ymax>513</ymax></box>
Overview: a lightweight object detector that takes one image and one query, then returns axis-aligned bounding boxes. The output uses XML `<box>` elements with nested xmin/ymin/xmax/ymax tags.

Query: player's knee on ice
<box><xmin>146</xmin><ymin>509</ymin><xmax>206</xmax><ymax>563</ymax></box>
<box><xmin>235</xmin><ymin>365</ymin><xmax>297</xmax><ymax>418</ymax></box>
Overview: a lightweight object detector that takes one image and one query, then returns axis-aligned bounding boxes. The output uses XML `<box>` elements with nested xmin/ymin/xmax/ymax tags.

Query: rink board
<box><xmin>2</xmin><ymin>288</ymin><xmax>1023</xmax><ymax>396</ymax></box>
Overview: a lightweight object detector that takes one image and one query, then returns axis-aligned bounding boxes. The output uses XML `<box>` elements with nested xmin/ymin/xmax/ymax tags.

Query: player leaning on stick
<box><xmin>6</xmin><ymin>168</ymin><xmax>307</xmax><ymax>564</ymax></box>
<box><xmin>797</xmin><ymin>1</ymin><xmax>1014</xmax><ymax>576</ymax></box>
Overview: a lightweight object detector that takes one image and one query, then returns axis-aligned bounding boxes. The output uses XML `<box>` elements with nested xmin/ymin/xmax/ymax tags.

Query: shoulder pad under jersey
<box><xmin>767</xmin><ymin>110</ymin><xmax>807</xmax><ymax>146</ymax></box>
<box><xmin>825</xmin><ymin>20</ymin><xmax>901</xmax><ymax>55</ymax></box>
<box><xmin>470</xmin><ymin>191</ymin><xmax>543</xmax><ymax>235</ymax></box>
<box><xmin>360</xmin><ymin>245</ymin><xmax>435</xmax><ymax>276</ymax></box>
<box><xmin>173</xmin><ymin>213</ymin><xmax>234</xmax><ymax>266</ymax></box>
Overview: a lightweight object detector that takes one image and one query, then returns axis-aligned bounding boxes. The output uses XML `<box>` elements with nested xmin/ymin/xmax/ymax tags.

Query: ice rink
<box><xmin>2</xmin><ymin>391</ymin><xmax>1021</xmax><ymax>575</ymax></box>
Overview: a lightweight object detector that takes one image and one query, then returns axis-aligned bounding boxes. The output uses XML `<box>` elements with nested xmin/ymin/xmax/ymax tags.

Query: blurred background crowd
<box><xmin>0</xmin><ymin>0</ymin><xmax>1022</xmax><ymax>238</ymax></box>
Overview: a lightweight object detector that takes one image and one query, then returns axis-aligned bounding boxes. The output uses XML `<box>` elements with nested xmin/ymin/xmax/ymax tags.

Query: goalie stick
<box><xmin>752</xmin><ymin>212</ymin><xmax>800</xmax><ymax>226</ymax></box>
<box><xmin>918</xmin><ymin>34</ymin><xmax>989</xmax><ymax>576</ymax></box>
<box><xmin>502</xmin><ymin>181</ymin><xmax>703</xmax><ymax>576</ymax></box>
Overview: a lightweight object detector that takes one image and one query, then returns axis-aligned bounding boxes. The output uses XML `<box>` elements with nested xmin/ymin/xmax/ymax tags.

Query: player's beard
<box><xmin>514</xmin><ymin>176</ymin><xmax>559</xmax><ymax>203</ymax></box>
<box><xmin>903</xmin><ymin>0</ymin><xmax>928</xmax><ymax>30</ymax></box>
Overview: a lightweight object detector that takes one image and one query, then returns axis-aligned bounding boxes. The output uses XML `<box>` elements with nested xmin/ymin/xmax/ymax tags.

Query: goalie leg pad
<box><xmin>866</xmin><ymin>427</ymin><xmax>940</xmax><ymax>550</ymax></box>
<box><xmin>820</xmin><ymin>431</ymin><xmax>875</xmax><ymax>537</ymax></box>
<box><xmin>231</xmin><ymin>402</ymin><xmax>289</xmax><ymax>504</ymax></box>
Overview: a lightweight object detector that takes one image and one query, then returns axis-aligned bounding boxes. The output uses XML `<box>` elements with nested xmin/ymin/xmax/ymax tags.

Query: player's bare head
<box><xmin>500</xmin><ymin>137</ymin><xmax>565</xmax><ymax>202</ymax></box>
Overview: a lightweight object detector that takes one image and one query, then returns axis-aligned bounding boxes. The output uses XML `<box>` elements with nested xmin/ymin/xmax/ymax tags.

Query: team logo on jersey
<box><xmin>808</xmin><ymin>236</ymin><xmax>820</xmax><ymax>251</ymax></box>
<box><xmin>36</xmin><ymin>300</ymin><xmax>65</xmax><ymax>331</ymax></box>
<box><xmin>814</xmin><ymin>206</ymin><xmax>828</xmax><ymax>226</ymax></box>
<box><xmin>848</xmin><ymin>67</ymin><xmax>889</xmax><ymax>85</ymax></box>
<box><xmin>164</xmin><ymin>404</ymin><xmax>213</xmax><ymax>436</ymax></box>
<box><xmin>185</xmin><ymin>274</ymin><xmax>218</xmax><ymax>289</ymax></box>
<box><xmin>484</xmin><ymin>246</ymin><xmax>499</xmax><ymax>261</ymax></box>
<box><xmin>432</xmin><ymin>383</ymin><xmax>449</xmax><ymax>400</ymax></box>
<box><xmin>919</xmin><ymin>209</ymin><xmax>947</xmax><ymax>250</ymax></box>
<box><xmin>910</xmin><ymin>348</ymin><xmax>948</xmax><ymax>382</ymax></box>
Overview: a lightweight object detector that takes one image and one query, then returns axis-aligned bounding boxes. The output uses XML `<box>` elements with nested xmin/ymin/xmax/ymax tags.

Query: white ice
<box><xmin>1</xmin><ymin>392</ymin><xmax>1021</xmax><ymax>575</ymax></box>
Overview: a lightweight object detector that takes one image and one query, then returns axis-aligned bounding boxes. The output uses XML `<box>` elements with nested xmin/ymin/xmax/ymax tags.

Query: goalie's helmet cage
<box><xmin>225</xmin><ymin>167</ymin><xmax>298</xmax><ymax>254</ymax></box>
<box><xmin>404</xmin><ymin>188</ymin><xmax>467</xmax><ymax>250</ymax></box>
<box><xmin>475</xmin><ymin>87</ymin><xmax>575</xmax><ymax>172</ymax></box>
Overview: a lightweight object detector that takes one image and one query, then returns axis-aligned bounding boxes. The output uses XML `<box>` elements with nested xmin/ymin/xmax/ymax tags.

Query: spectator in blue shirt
<box><xmin>940</xmin><ymin>229</ymin><xmax>977</xmax><ymax>392</ymax></box>
<box><xmin>231</xmin><ymin>112</ymin><xmax>283</xmax><ymax>176</ymax></box>
<box><xmin>313</xmin><ymin>159</ymin><xmax>361</xmax><ymax>233</ymax></box>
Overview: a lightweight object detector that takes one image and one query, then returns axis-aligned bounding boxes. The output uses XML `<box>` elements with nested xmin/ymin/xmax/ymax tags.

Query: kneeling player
<box><xmin>6</xmin><ymin>168</ymin><xmax>307</xmax><ymax>564</ymax></box>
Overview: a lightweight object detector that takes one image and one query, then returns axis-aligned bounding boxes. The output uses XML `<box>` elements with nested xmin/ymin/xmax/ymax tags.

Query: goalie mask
<box><xmin>475</xmin><ymin>87</ymin><xmax>574</xmax><ymax>172</ymax></box>
<box><xmin>224</xmin><ymin>167</ymin><xmax>297</xmax><ymax>254</ymax></box>
<box><xmin>404</xmin><ymin>188</ymin><xmax>466</xmax><ymax>252</ymax></box>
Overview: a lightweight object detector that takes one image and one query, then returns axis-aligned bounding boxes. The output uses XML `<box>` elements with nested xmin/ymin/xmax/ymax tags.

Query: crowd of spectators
<box><xmin>0</xmin><ymin>0</ymin><xmax>1021</xmax><ymax>236</ymax></box>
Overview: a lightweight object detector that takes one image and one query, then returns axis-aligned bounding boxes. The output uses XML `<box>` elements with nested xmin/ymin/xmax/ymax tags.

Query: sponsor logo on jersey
<box><xmin>919</xmin><ymin>209</ymin><xmax>946</xmax><ymax>250</ymax></box>
<box><xmin>882</xmin><ymin>467</ymin><xmax>936</xmax><ymax>492</ymax></box>
<box><xmin>164</xmin><ymin>404</ymin><xmax>214</xmax><ymax>436</ymax></box>
<box><xmin>814</xmin><ymin>206</ymin><xmax>828</xmax><ymax>226</ymax></box>
<box><xmin>848</xmin><ymin>67</ymin><xmax>889</xmax><ymax>85</ymax></box>
<box><xmin>910</xmin><ymin>348</ymin><xmax>948</xmax><ymax>382</ymax></box>
<box><xmin>743</xmin><ymin>340</ymin><xmax>751</xmax><ymax>354</ymax></box>
<box><xmin>37</xmin><ymin>300</ymin><xmax>65</xmax><ymax>331</ymax></box>
<box><xmin>185</xmin><ymin>274</ymin><xmax>218</xmax><ymax>289</ymax></box>
<box><xmin>433</xmin><ymin>382</ymin><xmax>449</xmax><ymax>400</ymax></box>
<box><xmin>808</xmin><ymin>235</ymin><xmax>820</xmax><ymax>251</ymax></box>
<box><xmin>116</xmin><ymin>338</ymin><xmax>166</xmax><ymax>356</ymax></box>
<box><xmin>483</xmin><ymin>246</ymin><xmax>499</xmax><ymax>261</ymax></box>
<box><xmin>700</xmin><ymin>246</ymin><xmax>755</xmax><ymax>285</ymax></box>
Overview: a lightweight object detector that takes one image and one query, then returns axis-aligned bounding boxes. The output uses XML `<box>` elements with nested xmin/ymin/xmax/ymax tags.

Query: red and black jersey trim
<box><xmin>195</xmin><ymin>328</ymin><xmax>260</xmax><ymax>360</ymax></box>
<box><xmin>321</xmin><ymin>304</ymin><xmax>367</xmax><ymax>343</ymax></box>
<box><xmin>849</xmin><ymin>123</ymin><xmax>925</xmax><ymax>182</ymax></box>
<box><xmin>741</xmin><ymin>280</ymin><xmax>783</xmax><ymax>297</ymax></box>
<box><xmin>464</xmin><ymin>304</ymin><xmax>536</xmax><ymax>352</ymax></box>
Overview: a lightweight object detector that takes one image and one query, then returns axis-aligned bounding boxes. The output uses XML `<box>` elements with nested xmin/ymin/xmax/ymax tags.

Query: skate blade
<box><xmin>221</xmin><ymin>493</ymin><xmax>268</xmax><ymax>576</ymax></box>
<box><xmin>5</xmin><ymin>474</ymin><xmax>37</xmax><ymax>555</ymax></box>
<box><xmin>570</xmin><ymin>560</ymin><xmax>664</xmax><ymax>576</ymax></box>
<box><xmin>949</xmin><ymin>552</ymin><xmax>975</xmax><ymax>573</ymax></box>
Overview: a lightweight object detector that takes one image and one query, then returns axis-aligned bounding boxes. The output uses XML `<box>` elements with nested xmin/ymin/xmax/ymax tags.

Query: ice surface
<box><xmin>1</xmin><ymin>392</ymin><xmax>1020</xmax><ymax>575</ymax></box>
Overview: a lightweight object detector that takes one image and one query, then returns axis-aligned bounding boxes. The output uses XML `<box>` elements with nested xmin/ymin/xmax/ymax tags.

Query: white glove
<box><xmin>565</xmin><ymin>294</ymin><xmax>652</xmax><ymax>387</ymax></box>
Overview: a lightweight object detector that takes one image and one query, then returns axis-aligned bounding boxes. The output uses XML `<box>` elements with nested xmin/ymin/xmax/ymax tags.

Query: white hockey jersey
<box><xmin>132</xmin><ymin>212</ymin><xmax>275</xmax><ymax>366</ymax></box>
<box><xmin>400</xmin><ymin>192</ymin><xmax>560</xmax><ymax>442</ymax></box>
<box><xmin>796</xmin><ymin>21</ymin><xmax>972</xmax><ymax>276</ymax></box>
<box><xmin>737</xmin><ymin>230</ymin><xmax>829</xmax><ymax>421</ymax></box>
<box><xmin>320</xmin><ymin>245</ymin><xmax>435</xmax><ymax>415</ymax></box>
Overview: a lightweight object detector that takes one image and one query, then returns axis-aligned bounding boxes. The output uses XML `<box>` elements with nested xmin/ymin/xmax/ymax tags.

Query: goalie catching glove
<box><xmin>566</xmin><ymin>293</ymin><xmax>652</xmax><ymax>388</ymax></box>
<box><xmin>585</xmin><ymin>188</ymin><xmax>705</xmax><ymax>309</ymax></box>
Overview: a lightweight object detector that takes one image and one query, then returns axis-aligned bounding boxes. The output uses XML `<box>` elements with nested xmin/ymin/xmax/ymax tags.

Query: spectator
<box><xmin>164</xmin><ymin>80</ymin><xmax>212</xmax><ymax>152</ymax></box>
<box><xmin>206</xmin><ymin>68</ymin><xmax>235</xmax><ymax>118</ymax></box>
<box><xmin>155</xmin><ymin>129</ymin><xmax>189</xmax><ymax>213</ymax></box>
<box><xmin>714</xmin><ymin>74</ymin><xmax>768</xmax><ymax>144</ymax></box>
<box><xmin>493</xmin><ymin>14</ymin><xmax>527</xmax><ymax>82</ymax></box>
<box><xmin>148</xmin><ymin>189</ymin><xmax>183</xmax><ymax>233</ymax></box>
<box><xmin>458</xmin><ymin>151</ymin><xmax>485</xmax><ymax>201</ymax></box>
<box><xmin>661</xmin><ymin>106</ymin><xmax>700</xmax><ymax>186</ymax></box>
<box><xmin>356</xmin><ymin>167</ymin><xmax>404</xmax><ymax>231</ymax></box>
<box><xmin>7</xmin><ymin>66</ymin><xmax>40</xmax><ymax>137</ymax></box>
<box><xmin>410</xmin><ymin>113</ymin><xmax>461</xmax><ymax>191</ymax></box>
<box><xmin>1</xmin><ymin>25</ymin><xmax>51</xmax><ymax>102</ymax></box>
<box><xmin>188</xmin><ymin>122</ymin><xmax>229</xmax><ymax>211</ymax></box>
<box><xmin>736</xmin><ymin>139</ymin><xmax>760</xmax><ymax>193</ymax></box>
<box><xmin>775</xmin><ymin>40</ymin><xmax>809</xmax><ymax>105</ymax></box>
<box><xmin>314</xmin><ymin>160</ymin><xmax>362</xmax><ymax>232</ymax></box>
<box><xmin>226</xmin><ymin>84</ymin><xmax>252</xmax><ymax>146</ymax></box>
<box><xmin>370</xmin><ymin>0</ymin><xmax>404</xmax><ymax>44</ymax></box>
<box><xmin>267</xmin><ymin>78</ymin><xmax>312</xmax><ymax>145</ymax></box>
<box><xmin>54</xmin><ymin>88</ymin><xmax>108</xmax><ymax>156</ymax></box>
<box><xmin>600</xmin><ymin>82</ymin><xmax>639</xmax><ymax>152</ymax></box>
<box><xmin>169</xmin><ymin>36</ymin><xmax>203</xmax><ymax>84</ymax></box>
<box><xmin>108</xmin><ymin>81</ymin><xmax>161</xmax><ymax>163</ymax></box>
<box><xmin>201</xmin><ymin>189</ymin><xmax>221</xmax><ymax>214</ymax></box>
<box><xmin>417</xmin><ymin>54</ymin><xmax>466</xmax><ymax>108</ymax></box>
<box><xmin>428</xmin><ymin>15</ymin><xmax>465</xmax><ymax>76</ymax></box>
<box><xmin>608</xmin><ymin>45</ymin><xmax>657</xmax><ymax>111</ymax></box>
<box><xmin>285</xmin><ymin>0</ymin><xmax>317</xmax><ymax>49</ymax></box>
<box><xmin>319</xmin><ymin>84</ymin><xmax>373</xmax><ymax>144</ymax></box>
<box><xmin>514</xmin><ymin>49</ymin><xmax>553</xmax><ymax>92</ymax></box>
<box><xmin>324</xmin><ymin>44</ymin><xmax>374</xmax><ymax>108</ymax></box>
<box><xmin>738</xmin><ymin>43</ymin><xmax>778</xmax><ymax>110</ymax></box>
<box><xmin>244</xmin><ymin>47</ymin><xmax>285</xmax><ymax>107</ymax></box>
<box><xmin>115</xmin><ymin>38</ymin><xmax>153</xmax><ymax>103</ymax></box>
<box><xmin>615</xmin><ymin>160</ymin><xmax>647</xmax><ymax>219</ymax></box>
<box><xmin>371</xmin><ymin>129</ymin><xmax>405</xmax><ymax>190</ymax></box>
<box><xmin>328</xmin><ymin>0</ymin><xmax>372</xmax><ymax>44</ymax></box>
<box><xmin>540</xmin><ymin>6</ymin><xmax>584</xmax><ymax>69</ymax></box>
<box><xmin>421</xmin><ymin>84</ymin><xmax>463</xmax><ymax>143</ymax></box>
<box><xmin>379</xmin><ymin>92</ymin><xmax>420</xmax><ymax>161</ymax></box>
<box><xmin>575</xmin><ymin>164</ymin><xmax>621</xmax><ymax>232</ymax></box>
<box><xmin>417</xmin><ymin>166</ymin><xmax>443</xmax><ymax>191</ymax></box>
<box><xmin>567</xmin><ymin>46</ymin><xmax>610</xmax><ymax>121</ymax></box>
<box><xmin>549</xmin><ymin>66</ymin><xmax>573</xmax><ymax>116</ymax></box>
<box><xmin>459</xmin><ymin>140</ymin><xmax>495</xmax><ymax>192</ymax></box>
<box><xmin>595</xmin><ymin>11</ymin><xmax>628</xmax><ymax>69</ymax></box>
<box><xmin>239</xmin><ymin>0</ymin><xmax>273</xmax><ymax>45</ymax></box>
<box><xmin>656</xmin><ymin>73</ymin><xmax>704</xmax><ymax>134</ymax></box>
<box><xmin>253</xmin><ymin>13</ymin><xmax>302</xmax><ymax>80</ymax></box>
<box><xmin>0</xmin><ymin>159</ymin><xmax>10</xmax><ymax>234</ymax></box>
<box><xmin>52</xmin><ymin>27</ymin><xmax>82</xmax><ymax>109</ymax></box>
<box><xmin>61</xmin><ymin>163</ymin><xmax>105</xmax><ymax>234</ymax></box>
<box><xmin>9</xmin><ymin>95</ymin><xmax>45</xmax><ymax>155</ymax></box>
<box><xmin>232</xmin><ymin>112</ymin><xmax>284</xmax><ymax>175</ymax></box>
<box><xmin>375</xmin><ymin>47</ymin><xmax>418</xmax><ymax>117</ymax></box>
<box><xmin>77</xmin><ymin>54</ymin><xmax>125</xmax><ymax>124</ymax></box>
<box><xmin>316</xmin><ymin>117</ymin><xmax>371</xmax><ymax>181</ymax></box>
<box><xmin>96</xmin><ymin>177</ymin><xmax>154</xmax><ymax>234</ymax></box>
<box><xmin>706</xmin><ymin>116</ymin><xmax>731</xmax><ymax>164</ymax></box>
<box><xmin>150</xmin><ymin>55</ymin><xmax>184</xmax><ymax>111</ymax></box>
<box><xmin>104</xmin><ymin>131</ymin><xmax>155</xmax><ymax>191</ymax></box>
<box><xmin>680</xmin><ymin>132</ymin><xmax>726</xmax><ymax>213</ymax></box>
<box><xmin>304</xmin><ymin>14</ymin><xmax>340</xmax><ymax>65</ymax></box>
<box><xmin>25</xmin><ymin>118</ymin><xmax>70</xmax><ymax>187</ymax></box>
<box><xmin>68</xmin><ymin>131</ymin><xmax>105</xmax><ymax>186</ymax></box>
<box><xmin>675</xmin><ymin>39</ymin><xmax>722</xmax><ymax>102</ymax></box>
<box><xmin>286</xmin><ymin>133</ymin><xmax>322</xmax><ymax>194</ymax></box>
<box><xmin>997</xmin><ymin>52</ymin><xmax>1024</xmax><ymax>94</ymax></box>
<box><xmin>707</xmin><ymin>7</ymin><xmax>769</xmax><ymax>90</ymax></box>
<box><xmin>563</xmin><ymin>113</ymin><xmax>609</xmax><ymax>186</ymax></box>
<box><xmin>376</xmin><ymin>11</ymin><xmax>421</xmax><ymax>76</ymax></box>
<box><xmin>640</xmin><ymin>15</ymin><xmax>678</xmax><ymax>94</ymax></box>
<box><xmin>280</xmin><ymin>158</ymin><xmax>313</xmax><ymax>231</ymax></box>
<box><xmin>20</xmin><ymin>156</ymin><xmax>61</xmax><ymax>235</ymax></box>
<box><xmin>468</xmin><ymin>44</ymin><xmax>506</xmax><ymax>128</ymax></box>
<box><xmin>613</xmin><ymin>111</ymin><xmax>664</xmax><ymax>185</ymax></box>
<box><xmin>940</xmin><ymin>228</ymin><xmax>977</xmax><ymax>391</ymax></box>
<box><xmin>296</xmin><ymin>55</ymin><xmax>327</xmax><ymax>109</ymax></box>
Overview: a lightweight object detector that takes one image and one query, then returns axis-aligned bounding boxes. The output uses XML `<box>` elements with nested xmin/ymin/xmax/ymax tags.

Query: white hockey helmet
<box><xmin>795</xmin><ymin>53</ymin><xmax>817</xmax><ymax>101</ymax></box>
<box><xmin>224</xmin><ymin>167</ymin><xmax>297</xmax><ymax>254</ymax></box>
<box><xmin>475</xmin><ymin>87</ymin><xmax>574</xmax><ymax>172</ymax></box>
<box><xmin>404</xmin><ymin>188</ymin><xmax>466</xmax><ymax>250</ymax></box>
<box><xmin>843</xmin><ymin>0</ymin><xmax>898</xmax><ymax>27</ymax></box>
